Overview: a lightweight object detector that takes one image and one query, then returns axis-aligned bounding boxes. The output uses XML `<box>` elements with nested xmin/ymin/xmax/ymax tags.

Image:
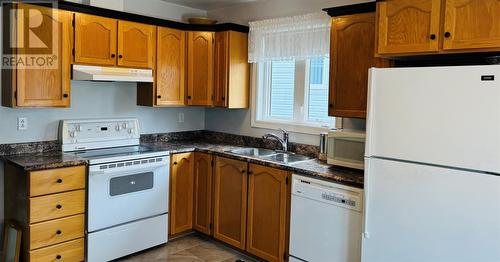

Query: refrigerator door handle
<box><xmin>362</xmin><ymin>157</ymin><xmax>370</xmax><ymax>239</ymax></box>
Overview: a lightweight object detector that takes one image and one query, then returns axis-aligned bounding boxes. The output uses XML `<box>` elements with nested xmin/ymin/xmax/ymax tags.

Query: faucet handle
<box><xmin>279</xmin><ymin>128</ymin><xmax>288</xmax><ymax>135</ymax></box>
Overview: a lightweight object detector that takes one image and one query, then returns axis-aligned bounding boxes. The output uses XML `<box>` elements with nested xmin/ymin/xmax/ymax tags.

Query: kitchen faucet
<box><xmin>262</xmin><ymin>128</ymin><xmax>289</xmax><ymax>152</ymax></box>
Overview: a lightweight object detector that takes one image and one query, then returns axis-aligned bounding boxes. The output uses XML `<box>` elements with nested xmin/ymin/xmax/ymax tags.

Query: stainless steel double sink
<box><xmin>227</xmin><ymin>148</ymin><xmax>312</xmax><ymax>164</ymax></box>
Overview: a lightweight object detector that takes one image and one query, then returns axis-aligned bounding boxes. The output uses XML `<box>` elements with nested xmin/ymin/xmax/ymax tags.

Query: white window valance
<box><xmin>248</xmin><ymin>12</ymin><xmax>331</xmax><ymax>63</ymax></box>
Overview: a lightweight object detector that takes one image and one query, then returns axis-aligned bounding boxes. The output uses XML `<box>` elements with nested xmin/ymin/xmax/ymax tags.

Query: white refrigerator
<box><xmin>363</xmin><ymin>65</ymin><xmax>500</xmax><ymax>262</ymax></box>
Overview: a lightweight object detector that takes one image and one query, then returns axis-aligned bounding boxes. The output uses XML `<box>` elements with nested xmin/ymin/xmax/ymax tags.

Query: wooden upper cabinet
<box><xmin>193</xmin><ymin>153</ymin><xmax>213</xmax><ymax>235</ymax></box>
<box><xmin>213</xmin><ymin>157</ymin><xmax>247</xmax><ymax>249</ymax></box>
<box><xmin>156</xmin><ymin>27</ymin><xmax>186</xmax><ymax>106</ymax></box>
<box><xmin>246</xmin><ymin>164</ymin><xmax>289</xmax><ymax>262</ymax></box>
<box><xmin>2</xmin><ymin>4</ymin><xmax>72</xmax><ymax>108</ymax></box>
<box><xmin>169</xmin><ymin>153</ymin><xmax>194</xmax><ymax>236</ymax></box>
<box><xmin>214</xmin><ymin>31</ymin><xmax>229</xmax><ymax>107</ymax></box>
<box><xmin>214</xmin><ymin>31</ymin><xmax>250</xmax><ymax>109</ymax></box>
<box><xmin>442</xmin><ymin>0</ymin><xmax>500</xmax><ymax>51</ymax></box>
<box><xmin>74</xmin><ymin>13</ymin><xmax>117</xmax><ymax>66</ymax></box>
<box><xmin>187</xmin><ymin>31</ymin><xmax>214</xmax><ymax>106</ymax></box>
<box><xmin>117</xmin><ymin>21</ymin><xmax>155</xmax><ymax>68</ymax></box>
<box><xmin>376</xmin><ymin>0</ymin><xmax>442</xmax><ymax>55</ymax></box>
<box><xmin>329</xmin><ymin>12</ymin><xmax>389</xmax><ymax>118</ymax></box>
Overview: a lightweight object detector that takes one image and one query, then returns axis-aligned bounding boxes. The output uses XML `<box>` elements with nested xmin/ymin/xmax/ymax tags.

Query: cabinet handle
<box><xmin>430</xmin><ymin>34</ymin><xmax>436</xmax><ymax>40</ymax></box>
<box><xmin>56</xmin><ymin>178</ymin><xmax>63</xmax><ymax>184</ymax></box>
<box><xmin>63</xmin><ymin>94</ymin><xmax>68</xmax><ymax>98</ymax></box>
<box><xmin>222</xmin><ymin>97</ymin><xmax>225</xmax><ymax>101</ymax></box>
<box><xmin>56</xmin><ymin>255</ymin><xmax>62</xmax><ymax>260</ymax></box>
<box><xmin>173</xmin><ymin>161</ymin><xmax>178</xmax><ymax>165</ymax></box>
<box><xmin>157</xmin><ymin>95</ymin><xmax>162</xmax><ymax>99</ymax></box>
<box><xmin>241</xmin><ymin>170</ymin><xmax>246</xmax><ymax>173</ymax></box>
<box><xmin>111</xmin><ymin>54</ymin><xmax>116</xmax><ymax>58</ymax></box>
<box><xmin>329</xmin><ymin>104</ymin><xmax>333</xmax><ymax>108</ymax></box>
<box><xmin>119</xmin><ymin>54</ymin><xmax>123</xmax><ymax>58</ymax></box>
<box><xmin>247</xmin><ymin>170</ymin><xmax>253</xmax><ymax>175</ymax></box>
<box><xmin>444</xmin><ymin>32</ymin><xmax>451</xmax><ymax>38</ymax></box>
<box><xmin>56</xmin><ymin>204</ymin><xmax>62</xmax><ymax>209</ymax></box>
<box><xmin>187</xmin><ymin>96</ymin><xmax>192</xmax><ymax>99</ymax></box>
<box><xmin>56</xmin><ymin>230</ymin><xmax>62</xmax><ymax>235</ymax></box>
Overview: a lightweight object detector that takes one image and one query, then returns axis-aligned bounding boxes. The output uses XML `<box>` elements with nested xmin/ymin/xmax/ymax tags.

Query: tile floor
<box><xmin>116</xmin><ymin>234</ymin><xmax>258</xmax><ymax>262</ymax></box>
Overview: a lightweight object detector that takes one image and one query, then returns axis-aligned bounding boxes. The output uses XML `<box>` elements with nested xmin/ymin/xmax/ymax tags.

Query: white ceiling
<box><xmin>161</xmin><ymin>0</ymin><xmax>266</xmax><ymax>11</ymax></box>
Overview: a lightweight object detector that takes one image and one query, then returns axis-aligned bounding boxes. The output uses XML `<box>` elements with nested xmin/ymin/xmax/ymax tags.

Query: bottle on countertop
<box><xmin>319</xmin><ymin>132</ymin><xmax>328</xmax><ymax>161</ymax></box>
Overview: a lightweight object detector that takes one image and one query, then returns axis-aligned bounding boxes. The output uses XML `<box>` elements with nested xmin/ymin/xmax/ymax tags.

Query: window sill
<box><xmin>251</xmin><ymin>119</ymin><xmax>336</xmax><ymax>135</ymax></box>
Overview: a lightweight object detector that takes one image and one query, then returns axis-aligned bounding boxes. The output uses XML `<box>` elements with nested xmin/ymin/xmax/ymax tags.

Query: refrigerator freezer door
<box><xmin>362</xmin><ymin>158</ymin><xmax>500</xmax><ymax>262</ymax></box>
<box><xmin>366</xmin><ymin>65</ymin><xmax>500</xmax><ymax>174</ymax></box>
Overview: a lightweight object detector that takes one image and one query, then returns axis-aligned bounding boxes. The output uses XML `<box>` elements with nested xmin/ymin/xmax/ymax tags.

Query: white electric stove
<box><xmin>60</xmin><ymin>118</ymin><xmax>169</xmax><ymax>262</ymax></box>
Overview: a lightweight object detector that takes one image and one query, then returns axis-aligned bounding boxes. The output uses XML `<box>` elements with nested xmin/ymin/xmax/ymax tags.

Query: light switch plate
<box><xmin>178</xmin><ymin>112</ymin><xmax>185</xmax><ymax>123</ymax></box>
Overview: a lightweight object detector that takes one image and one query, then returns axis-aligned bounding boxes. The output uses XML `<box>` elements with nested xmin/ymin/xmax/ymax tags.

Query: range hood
<box><xmin>72</xmin><ymin>65</ymin><xmax>154</xmax><ymax>82</ymax></box>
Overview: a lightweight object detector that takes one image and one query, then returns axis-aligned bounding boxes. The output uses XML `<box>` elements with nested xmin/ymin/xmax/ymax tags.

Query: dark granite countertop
<box><xmin>2</xmin><ymin>151</ymin><xmax>87</xmax><ymax>171</ymax></box>
<box><xmin>2</xmin><ymin>140</ymin><xmax>364</xmax><ymax>188</ymax></box>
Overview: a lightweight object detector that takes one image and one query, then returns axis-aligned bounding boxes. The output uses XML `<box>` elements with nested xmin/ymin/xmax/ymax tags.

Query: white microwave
<box><xmin>327</xmin><ymin>129</ymin><xmax>366</xmax><ymax>170</ymax></box>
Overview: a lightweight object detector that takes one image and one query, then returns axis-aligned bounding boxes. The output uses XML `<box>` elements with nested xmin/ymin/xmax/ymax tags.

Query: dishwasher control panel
<box><xmin>292</xmin><ymin>174</ymin><xmax>363</xmax><ymax>212</ymax></box>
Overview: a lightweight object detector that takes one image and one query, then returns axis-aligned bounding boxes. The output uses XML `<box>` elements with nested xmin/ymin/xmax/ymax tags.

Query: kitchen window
<box><xmin>252</xmin><ymin>57</ymin><xmax>339</xmax><ymax>134</ymax></box>
<box><xmin>248</xmin><ymin>12</ymin><xmax>334</xmax><ymax>134</ymax></box>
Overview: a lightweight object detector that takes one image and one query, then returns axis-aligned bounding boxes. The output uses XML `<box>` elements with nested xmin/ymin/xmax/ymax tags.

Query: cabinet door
<box><xmin>15</xmin><ymin>5</ymin><xmax>72</xmax><ymax>107</ymax></box>
<box><xmin>193</xmin><ymin>153</ymin><xmax>213</xmax><ymax>235</ymax></box>
<box><xmin>214</xmin><ymin>31</ymin><xmax>229</xmax><ymax>107</ymax></box>
<box><xmin>74</xmin><ymin>13</ymin><xmax>117</xmax><ymax>66</ymax></box>
<box><xmin>377</xmin><ymin>0</ymin><xmax>441</xmax><ymax>54</ymax></box>
<box><xmin>187</xmin><ymin>31</ymin><xmax>214</xmax><ymax>106</ymax></box>
<box><xmin>117</xmin><ymin>21</ymin><xmax>155</xmax><ymax>68</ymax></box>
<box><xmin>213</xmin><ymin>157</ymin><xmax>247</xmax><ymax>249</ymax></box>
<box><xmin>329</xmin><ymin>13</ymin><xmax>388</xmax><ymax>118</ymax></box>
<box><xmin>156</xmin><ymin>27</ymin><xmax>186</xmax><ymax>106</ymax></box>
<box><xmin>443</xmin><ymin>0</ymin><xmax>500</xmax><ymax>51</ymax></box>
<box><xmin>170</xmin><ymin>153</ymin><xmax>194</xmax><ymax>236</ymax></box>
<box><xmin>246</xmin><ymin>164</ymin><xmax>288</xmax><ymax>262</ymax></box>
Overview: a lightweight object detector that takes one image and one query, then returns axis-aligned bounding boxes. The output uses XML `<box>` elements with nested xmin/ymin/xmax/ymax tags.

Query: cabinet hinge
<box><xmin>14</xmin><ymin>90</ymin><xmax>17</xmax><ymax>99</ymax></box>
<box><xmin>209</xmin><ymin>223</ymin><xmax>213</xmax><ymax>229</ymax></box>
<box><xmin>72</xmin><ymin>48</ymin><xmax>75</xmax><ymax>57</ymax></box>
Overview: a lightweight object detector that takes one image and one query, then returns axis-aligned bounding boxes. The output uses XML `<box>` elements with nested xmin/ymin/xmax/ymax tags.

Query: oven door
<box><xmin>87</xmin><ymin>156</ymin><xmax>169</xmax><ymax>232</ymax></box>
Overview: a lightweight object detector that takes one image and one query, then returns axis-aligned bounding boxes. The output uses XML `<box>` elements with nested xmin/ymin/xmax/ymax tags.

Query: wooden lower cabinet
<box><xmin>170</xmin><ymin>154</ymin><xmax>291</xmax><ymax>262</ymax></box>
<box><xmin>246</xmin><ymin>164</ymin><xmax>289</xmax><ymax>262</ymax></box>
<box><xmin>4</xmin><ymin>164</ymin><xmax>86</xmax><ymax>261</ymax></box>
<box><xmin>213</xmin><ymin>157</ymin><xmax>248</xmax><ymax>249</ymax></box>
<box><xmin>169</xmin><ymin>152</ymin><xmax>195</xmax><ymax>236</ymax></box>
<box><xmin>193</xmin><ymin>152</ymin><xmax>214</xmax><ymax>235</ymax></box>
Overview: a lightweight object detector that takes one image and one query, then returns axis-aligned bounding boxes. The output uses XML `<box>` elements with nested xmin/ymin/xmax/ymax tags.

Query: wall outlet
<box><xmin>18</xmin><ymin>117</ymin><xmax>28</xmax><ymax>130</ymax></box>
<box><xmin>178</xmin><ymin>112</ymin><xmax>185</xmax><ymax>123</ymax></box>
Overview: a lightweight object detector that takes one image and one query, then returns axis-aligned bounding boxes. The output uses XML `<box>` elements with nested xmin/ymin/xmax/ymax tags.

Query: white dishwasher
<box><xmin>289</xmin><ymin>174</ymin><xmax>363</xmax><ymax>262</ymax></box>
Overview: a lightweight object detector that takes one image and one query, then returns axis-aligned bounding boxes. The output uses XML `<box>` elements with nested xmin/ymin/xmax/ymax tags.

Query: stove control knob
<box><xmin>128</xmin><ymin>128</ymin><xmax>133</xmax><ymax>134</ymax></box>
<box><xmin>69</xmin><ymin>130</ymin><xmax>77</xmax><ymax>138</ymax></box>
<box><xmin>75</xmin><ymin>124</ymin><xmax>82</xmax><ymax>132</ymax></box>
<box><xmin>115</xmin><ymin>124</ymin><xmax>121</xmax><ymax>131</ymax></box>
<box><xmin>122</xmin><ymin>122</ymin><xmax>129</xmax><ymax>129</ymax></box>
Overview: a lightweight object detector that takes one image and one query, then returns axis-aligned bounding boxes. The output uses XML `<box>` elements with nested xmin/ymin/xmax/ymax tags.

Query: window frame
<box><xmin>251</xmin><ymin>61</ymin><xmax>342</xmax><ymax>135</ymax></box>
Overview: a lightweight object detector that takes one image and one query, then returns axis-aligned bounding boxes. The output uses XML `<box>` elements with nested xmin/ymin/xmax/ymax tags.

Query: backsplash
<box><xmin>0</xmin><ymin>130</ymin><xmax>320</xmax><ymax>158</ymax></box>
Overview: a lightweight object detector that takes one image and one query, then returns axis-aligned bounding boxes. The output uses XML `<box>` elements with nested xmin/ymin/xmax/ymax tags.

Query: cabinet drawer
<box><xmin>30</xmin><ymin>214</ymin><xmax>85</xmax><ymax>250</ymax></box>
<box><xmin>29</xmin><ymin>238</ymin><xmax>84</xmax><ymax>262</ymax></box>
<box><xmin>30</xmin><ymin>190</ymin><xmax>85</xmax><ymax>223</ymax></box>
<box><xmin>30</xmin><ymin>166</ymin><xmax>85</xmax><ymax>197</ymax></box>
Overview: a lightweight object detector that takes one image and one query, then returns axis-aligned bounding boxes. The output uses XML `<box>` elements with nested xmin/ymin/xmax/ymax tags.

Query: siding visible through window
<box><xmin>308</xmin><ymin>57</ymin><xmax>333</xmax><ymax>123</ymax></box>
<box><xmin>270</xmin><ymin>60</ymin><xmax>295</xmax><ymax>119</ymax></box>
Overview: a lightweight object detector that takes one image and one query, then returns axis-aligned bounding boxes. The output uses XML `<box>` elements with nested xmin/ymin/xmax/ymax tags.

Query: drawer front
<box><xmin>30</xmin><ymin>190</ymin><xmax>85</xmax><ymax>223</ymax></box>
<box><xmin>29</xmin><ymin>238</ymin><xmax>84</xmax><ymax>262</ymax></box>
<box><xmin>30</xmin><ymin>214</ymin><xmax>85</xmax><ymax>250</ymax></box>
<box><xmin>30</xmin><ymin>166</ymin><xmax>86</xmax><ymax>197</ymax></box>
